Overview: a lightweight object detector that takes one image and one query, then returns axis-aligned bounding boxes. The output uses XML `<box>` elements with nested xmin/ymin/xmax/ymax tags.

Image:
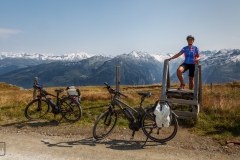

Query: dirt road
<box><xmin>0</xmin><ymin>121</ymin><xmax>239</xmax><ymax>160</ymax></box>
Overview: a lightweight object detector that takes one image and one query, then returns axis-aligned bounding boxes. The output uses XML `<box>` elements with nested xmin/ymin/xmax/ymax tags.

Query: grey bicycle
<box><xmin>92</xmin><ymin>82</ymin><xmax>178</xmax><ymax>145</ymax></box>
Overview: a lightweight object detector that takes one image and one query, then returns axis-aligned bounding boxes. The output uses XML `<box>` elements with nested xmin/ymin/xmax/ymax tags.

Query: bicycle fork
<box><xmin>36</xmin><ymin>99</ymin><xmax>42</xmax><ymax>111</ymax></box>
<box><xmin>104</xmin><ymin>109</ymin><xmax>114</xmax><ymax>126</ymax></box>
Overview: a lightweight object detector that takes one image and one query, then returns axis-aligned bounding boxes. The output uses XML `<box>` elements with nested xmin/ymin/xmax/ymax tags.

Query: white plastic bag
<box><xmin>154</xmin><ymin>102</ymin><xmax>171</xmax><ymax>127</ymax></box>
<box><xmin>67</xmin><ymin>86</ymin><xmax>79</xmax><ymax>96</ymax></box>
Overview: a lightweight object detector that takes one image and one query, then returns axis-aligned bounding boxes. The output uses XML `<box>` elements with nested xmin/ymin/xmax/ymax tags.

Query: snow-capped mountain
<box><xmin>200</xmin><ymin>49</ymin><xmax>240</xmax><ymax>69</ymax></box>
<box><xmin>0</xmin><ymin>50</ymin><xmax>176</xmax><ymax>62</ymax></box>
<box><xmin>125</xmin><ymin>50</ymin><xmax>153</xmax><ymax>59</ymax></box>
<box><xmin>152</xmin><ymin>53</ymin><xmax>174</xmax><ymax>62</ymax></box>
<box><xmin>0</xmin><ymin>51</ymin><xmax>164</xmax><ymax>88</ymax></box>
<box><xmin>0</xmin><ymin>51</ymin><xmax>107</xmax><ymax>75</ymax></box>
<box><xmin>1</xmin><ymin>49</ymin><xmax>240</xmax><ymax>88</ymax></box>
<box><xmin>0</xmin><ymin>52</ymin><xmax>93</xmax><ymax>61</ymax></box>
<box><xmin>2</xmin><ymin>49</ymin><xmax>239</xmax><ymax>64</ymax></box>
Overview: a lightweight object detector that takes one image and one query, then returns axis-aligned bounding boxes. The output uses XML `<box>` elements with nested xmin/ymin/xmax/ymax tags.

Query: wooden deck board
<box><xmin>167</xmin><ymin>99</ymin><xmax>198</xmax><ymax>105</ymax></box>
<box><xmin>167</xmin><ymin>88</ymin><xmax>194</xmax><ymax>94</ymax></box>
<box><xmin>166</xmin><ymin>88</ymin><xmax>195</xmax><ymax>100</ymax></box>
<box><xmin>173</xmin><ymin>110</ymin><xmax>198</xmax><ymax>119</ymax></box>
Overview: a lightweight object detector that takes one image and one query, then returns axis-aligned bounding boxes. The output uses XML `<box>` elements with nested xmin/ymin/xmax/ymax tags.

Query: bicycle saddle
<box><xmin>54</xmin><ymin>89</ymin><xmax>64</xmax><ymax>93</ymax></box>
<box><xmin>138</xmin><ymin>92</ymin><xmax>151</xmax><ymax>98</ymax></box>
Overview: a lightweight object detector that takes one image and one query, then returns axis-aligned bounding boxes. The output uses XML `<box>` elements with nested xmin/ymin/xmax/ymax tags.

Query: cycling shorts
<box><xmin>180</xmin><ymin>63</ymin><xmax>196</xmax><ymax>77</ymax></box>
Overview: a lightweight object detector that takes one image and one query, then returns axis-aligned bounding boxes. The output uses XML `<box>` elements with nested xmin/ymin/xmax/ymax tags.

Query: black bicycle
<box><xmin>92</xmin><ymin>82</ymin><xmax>178</xmax><ymax>145</ymax></box>
<box><xmin>24</xmin><ymin>84</ymin><xmax>82</xmax><ymax>123</ymax></box>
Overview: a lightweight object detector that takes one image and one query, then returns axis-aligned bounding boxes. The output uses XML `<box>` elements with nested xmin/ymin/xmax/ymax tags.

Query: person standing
<box><xmin>168</xmin><ymin>35</ymin><xmax>200</xmax><ymax>90</ymax></box>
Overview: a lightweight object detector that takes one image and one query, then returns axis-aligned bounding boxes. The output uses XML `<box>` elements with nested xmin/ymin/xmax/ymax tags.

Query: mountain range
<box><xmin>0</xmin><ymin>49</ymin><xmax>240</xmax><ymax>88</ymax></box>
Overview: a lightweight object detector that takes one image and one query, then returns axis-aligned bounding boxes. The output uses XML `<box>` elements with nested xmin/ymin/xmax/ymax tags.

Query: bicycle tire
<box><xmin>60</xmin><ymin>97</ymin><xmax>82</xmax><ymax>123</ymax></box>
<box><xmin>141</xmin><ymin>109</ymin><xmax>178</xmax><ymax>143</ymax></box>
<box><xmin>93</xmin><ymin>109</ymin><xmax>118</xmax><ymax>140</ymax></box>
<box><xmin>24</xmin><ymin>99</ymin><xmax>50</xmax><ymax>120</ymax></box>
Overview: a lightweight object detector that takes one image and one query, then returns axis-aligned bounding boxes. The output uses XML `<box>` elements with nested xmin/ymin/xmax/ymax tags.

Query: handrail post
<box><xmin>167</xmin><ymin>62</ymin><xmax>170</xmax><ymax>89</ymax></box>
<box><xmin>160</xmin><ymin>60</ymin><xmax>169</xmax><ymax>103</ymax></box>
<box><xmin>193</xmin><ymin>61</ymin><xmax>200</xmax><ymax>101</ymax></box>
<box><xmin>116</xmin><ymin>66</ymin><xmax>120</xmax><ymax>99</ymax></box>
<box><xmin>33</xmin><ymin>77</ymin><xmax>38</xmax><ymax>100</ymax></box>
<box><xmin>198</xmin><ymin>64</ymin><xmax>202</xmax><ymax>109</ymax></box>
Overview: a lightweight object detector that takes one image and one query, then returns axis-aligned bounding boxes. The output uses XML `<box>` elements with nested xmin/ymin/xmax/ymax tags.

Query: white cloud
<box><xmin>0</xmin><ymin>28</ymin><xmax>22</xmax><ymax>38</ymax></box>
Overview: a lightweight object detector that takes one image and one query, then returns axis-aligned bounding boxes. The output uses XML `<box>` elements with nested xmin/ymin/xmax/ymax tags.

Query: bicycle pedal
<box><xmin>51</xmin><ymin>108</ymin><xmax>59</xmax><ymax>114</ymax></box>
<box><xmin>130</xmin><ymin>136</ymin><xmax>134</xmax><ymax>140</ymax></box>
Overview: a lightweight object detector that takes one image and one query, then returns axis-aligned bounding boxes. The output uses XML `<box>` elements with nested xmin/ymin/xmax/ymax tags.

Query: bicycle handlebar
<box><xmin>104</xmin><ymin>82</ymin><xmax>128</xmax><ymax>98</ymax></box>
<box><xmin>33</xmin><ymin>84</ymin><xmax>43</xmax><ymax>90</ymax></box>
<box><xmin>33</xmin><ymin>84</ymin><xmax>55</xmax><ymax>97</ymax></box>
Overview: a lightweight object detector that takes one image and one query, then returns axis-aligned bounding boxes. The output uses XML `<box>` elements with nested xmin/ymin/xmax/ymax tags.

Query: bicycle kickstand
<box><xmin>54</xmin><ymin>113</ymin><xmax>63</xmax><ymax>122</ymax></box>
<box><xmin>142</xmin><ymin>128</ymin><xmax>153</xmax><ymax>148</ymax></box>
<box><xmin>130</xmin><ymin>130</ymin><xmax>135</xmax><ymax>141</ymax></box>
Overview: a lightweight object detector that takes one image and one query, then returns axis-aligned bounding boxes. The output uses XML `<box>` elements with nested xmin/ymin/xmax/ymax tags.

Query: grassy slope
<box><xmin>0</xmin><ymin>82</ymin><xmax>240</xmax><ymax>144</ymax></box>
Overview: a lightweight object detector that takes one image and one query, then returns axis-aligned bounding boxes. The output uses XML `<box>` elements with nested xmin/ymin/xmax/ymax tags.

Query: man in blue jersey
<box><xmin>168</xmin><ymin>35</ymin><xmax>200</xmax><ymax>90</ymax></box>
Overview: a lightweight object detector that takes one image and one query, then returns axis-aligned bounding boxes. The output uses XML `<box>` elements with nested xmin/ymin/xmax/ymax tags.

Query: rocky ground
<box><xmin>0</xmin><ymin>120</ymin><xmax>239</xmax><ymax>160</ymax></box>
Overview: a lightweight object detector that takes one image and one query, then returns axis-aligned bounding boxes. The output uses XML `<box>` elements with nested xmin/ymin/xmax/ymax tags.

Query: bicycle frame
<box><xmin>109</xmin><ymin>91</ymin><xmax>152</xmax><ymax>133</ymax></box>
<box><xmin>112</xmin><ymin>96</ymin><xmax>144</xmax><ymax>121</ymax></box>
<box><xmin>34</xmin><ymin>85</ymin><xmax>67</xmax><ymax>114</ymax></box>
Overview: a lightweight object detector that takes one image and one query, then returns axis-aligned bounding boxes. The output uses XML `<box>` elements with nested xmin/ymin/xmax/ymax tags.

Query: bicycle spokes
<box><xmin>142</xmin><ymin>109</ymin><xmax>178</xmax><ymax>143</ymax></box>
<box><xmin>24</xmin><ymin>99</ymin><xmax>50</xmax><ymax>120</ymax></box>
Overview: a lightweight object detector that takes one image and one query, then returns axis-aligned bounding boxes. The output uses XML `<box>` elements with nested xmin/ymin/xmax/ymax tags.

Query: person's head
<box><xmin>186</xmin><ymin>35</ymin><xmax>194</xmax><ymax>46</ymax></box>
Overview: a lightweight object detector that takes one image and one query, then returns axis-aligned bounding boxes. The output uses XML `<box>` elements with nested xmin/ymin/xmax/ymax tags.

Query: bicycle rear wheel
<box><xmin>93</xmin><ymin>109</ymin><xmax>118</xmax><ymax>140</ymax></box>
<box><xmin>141</xmin><ymin>109</ymin><xmax>178</xmax><ymax>143</ymax></box>
<box><xmin>60</xmin><ymin>97</ymin><xmax>82</xmax><ymax>123</ymax></box>
<box><xmin>24</xmin><ymin>99</ymin><xmax>50</xmax><ymax>120</ymax></box>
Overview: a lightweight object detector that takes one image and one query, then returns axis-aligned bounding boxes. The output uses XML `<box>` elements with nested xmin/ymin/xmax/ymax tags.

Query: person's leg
<box><xmin>188</xmin><ymin>64</ymin><xmax>195</xmax><ymax>90</ymax></box>
<box><xmin>177</xmin><ymin>66</ymin><xmax>185</xmax><ymax>85</ymax></box>
<box><xmin>177</xmin><ymin>63</ymin><xmax>187</xmax><ymax>89</ymax></box>
<box><xmin>189</xmin><ymin>76</ymin><xmax>194</xmax><ymax>89</ymax></box>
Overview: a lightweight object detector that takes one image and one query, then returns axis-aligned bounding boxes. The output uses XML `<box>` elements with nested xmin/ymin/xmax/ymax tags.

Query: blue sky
<box><xmin>1</xmin><ymin>0</ymin><xmax>240</xmax><ymax>56</ymax></box>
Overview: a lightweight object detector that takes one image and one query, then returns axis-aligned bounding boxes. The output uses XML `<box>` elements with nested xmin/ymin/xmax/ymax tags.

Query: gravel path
<box><xmin>0</xmin><ymin>121</ymin><xmax>239</xmax><ymax>160</ymax></box>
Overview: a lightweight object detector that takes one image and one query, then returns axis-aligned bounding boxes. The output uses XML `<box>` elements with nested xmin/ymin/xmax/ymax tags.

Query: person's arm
<box><xmin>195</xmin><ymin>48</ymin><xmax>201</xmax><ymax>62</ymax></box>
<box><xmin>195</xmin><ymin>54</ymin><xmax>200</xmax><ymax>61</ymax></box>
<box><xmin>168</xmin><ymin>52</ymin><xmax>183</xmax><ymax>61</ymax></box>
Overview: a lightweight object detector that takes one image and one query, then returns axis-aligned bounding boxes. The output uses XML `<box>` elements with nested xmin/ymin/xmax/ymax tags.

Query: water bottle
<box><xmin>123</xmin><ymin>108</ymin><xmax>135</xmax><ymax>123</ymax></box>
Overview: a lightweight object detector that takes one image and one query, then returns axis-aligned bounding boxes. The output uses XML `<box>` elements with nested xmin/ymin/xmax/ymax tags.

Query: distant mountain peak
<box><xmin>0</xmin><ymin>51</ymin><xmax>92</xmax><ymax>61</ymax></box>
<box><xmin>151</xmin><ymin>52</ymin><xmax>175</xmax><ymax>62</ymax></box>
<box><xmin>126</xmin><ymin>50</ymin><xmax>150</xmax><ymax>58</ymax></box>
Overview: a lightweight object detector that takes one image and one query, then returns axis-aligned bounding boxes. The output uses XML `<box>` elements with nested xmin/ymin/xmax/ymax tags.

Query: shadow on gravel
<box><xmin>1</xmin><ymin>120</ymin><xmax>61</xmax><ymax>129</ymax></box>
<box><xmin>41</xmin><ymin>137</ymin><xmax>166</xmax><ymax>150</ymax></box>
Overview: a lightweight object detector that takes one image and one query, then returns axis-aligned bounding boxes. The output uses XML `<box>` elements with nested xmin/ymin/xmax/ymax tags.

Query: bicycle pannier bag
<box><xmin>67</xmin><ymin>86</ymin><xmax>80</xmax><ymax>96</ymax></box>
<box><xmin>154</xmin><ymin>102</ymin><xmax>171</xmax><ymax>127</ymax></box>
<box><xmin>67</xmin><ymin>86</ymin><xmax>81</xmax><ymax>103</ymax></box>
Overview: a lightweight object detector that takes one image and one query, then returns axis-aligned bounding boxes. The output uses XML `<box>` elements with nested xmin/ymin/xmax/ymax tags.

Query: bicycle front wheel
<box><xmin>93</xmin><ymin>109</ymin><xmax>118</xmax><ymax>140</ymax></box>
<box><xmin>60</xmin><ymin>97</ymin><xmax>82</xmax><ymax>123</ymax></box>
<box><xmin>142</xmin><ymin>109</ymin><xmax>178</xmax><ymax>143</ymax></box>
<box><xmin>24</xmin><ymin>99</ymin><xmax>50</xmax><ymax>120</ymax></box>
